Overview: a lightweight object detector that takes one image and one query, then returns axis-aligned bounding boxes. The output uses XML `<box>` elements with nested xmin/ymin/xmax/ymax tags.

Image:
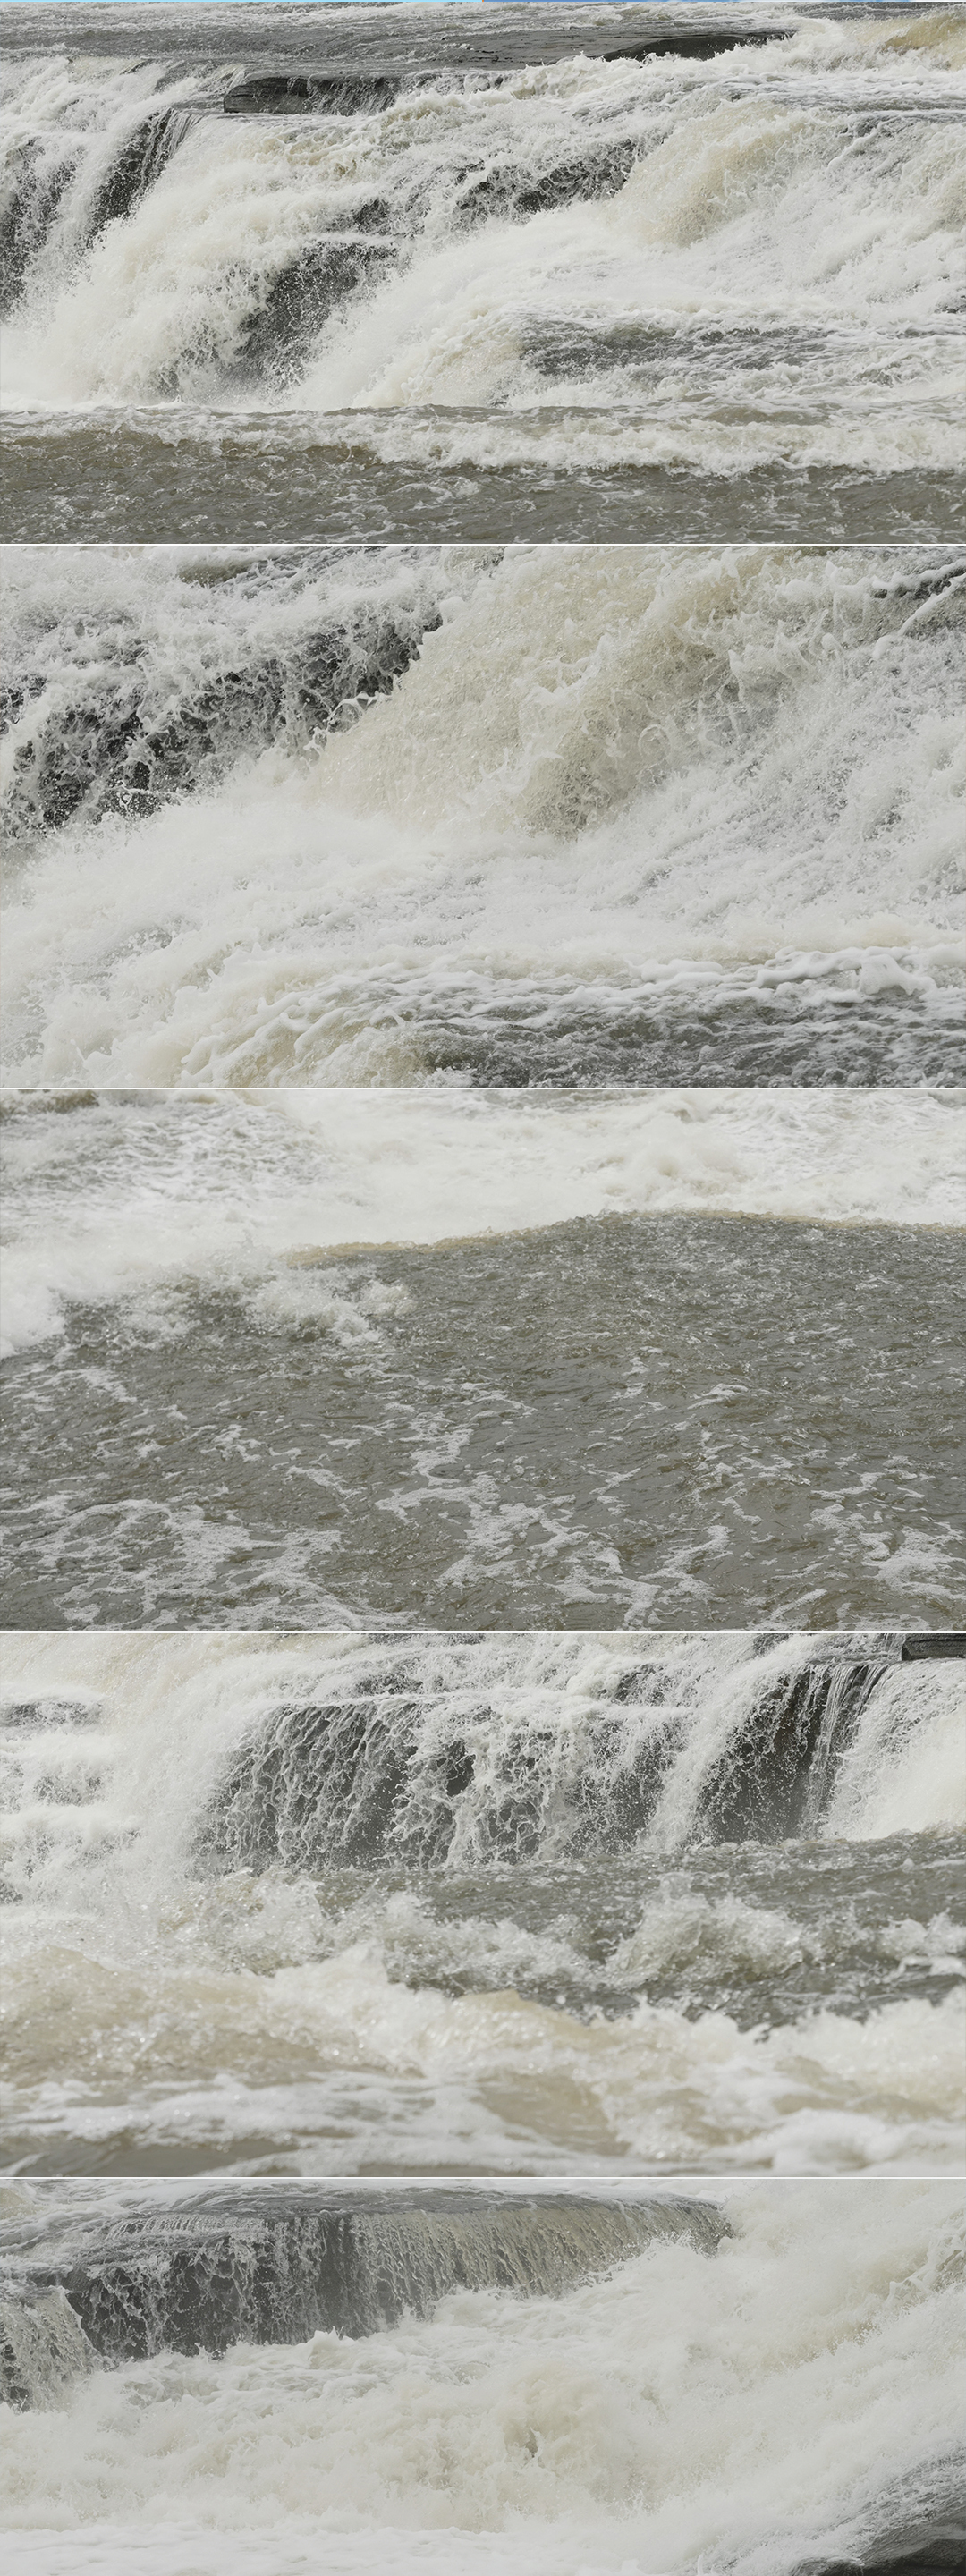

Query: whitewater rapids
<box><xmin>1</xmin><ymin>1631</ymin><xmax>962</xmax><ymax>2176</ymax></box>
<box><xmin>2</xmin><ymin>543</ymin><xmax>963</xmax><ymax>1088</ymax></box>
<box><xmin>2</xmin><ymin>5</ymin><xmax>963</xmax><ymax>538</ymax></box>
<box><xmin>0</xmin><ymin>2177</ymin><xmax>962</xmax><ymax>2576</ymax></box>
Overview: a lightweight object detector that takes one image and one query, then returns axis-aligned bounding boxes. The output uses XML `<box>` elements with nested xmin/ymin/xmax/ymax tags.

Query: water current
<box><xmin>1</xmin><ymin>1088</ymin><xmax>963</xmax><ymax>1626</ymax></box>
<box><xmin>3</xmin><ymin>544</ymin><xmax>963</xmax><ymax>1088</ymax></box>
<box><xmin>2</xmin><ymin>5</ymin><xmax>963</xmax><ymax>540</ymax></box>
<box><xmin>1</xmin><ymin>18</ymin><xmax>962</xmax><ymax>2573</ymax></box>
<box><xmin>1</xmin><ymin>1630</ymin><xmax>962</xmax><ymax>2174</ymax></box>
<box><xmin>0</xmin><ymin>2176</ymin><xmax>962</xmax><ymax>2576</ymax></box>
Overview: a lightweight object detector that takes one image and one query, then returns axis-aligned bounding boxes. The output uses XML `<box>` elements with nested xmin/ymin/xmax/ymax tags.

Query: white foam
<box><xmin>2</xmin><ymin>544</ymin><xmax>962</xmax><ymax>1085</ymax></box>
<box><xmin>1</xmin><ymin>1087</ymin><xmax>962</xmax><ymax>1356</ymax></box>
<box><xmin>1</xmin><ymin>1633</ymin><xmax>962</xmax><ymax>2176</ymax></box>
<box><xmin>825</xmin><ymin>1661</ymin><xmax>966</xmax><ymax>1838</ymax></box>
<box><xmin>295</xmin><ymin>100</ymin><xmax>964</xmax><ymax>473</ymax></box>
<box><xmin>2</xmin><ymin>2182</ymin><xmax>962</xmax><ymax>2576</ymax></box>
<box><xmin>3</xmin><ymin>1631</ymin><xmax>962</xmax><ymax>1874</ymax></box>
<box><xmin>3</xmin><ymin>34</ymin><xmax>963</xmax><ymax>482</ymax></box>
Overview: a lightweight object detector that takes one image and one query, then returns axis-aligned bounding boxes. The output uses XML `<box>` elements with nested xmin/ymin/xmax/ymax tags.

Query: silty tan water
<box><xmin>1</xmin><ymin>1630</ymin><xmax>962</xmax><ymax>2175</ymax></box>
<box><xmin>1</xmin><ymin>1087</ymin><xmax>963</xmax><ymax>1627</ymax></box>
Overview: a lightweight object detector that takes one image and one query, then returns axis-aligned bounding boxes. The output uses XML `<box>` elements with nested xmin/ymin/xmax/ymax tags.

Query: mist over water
<box><xmin>1</xmin><ymin>1630</ymin><xmax>962</xmax><ymax>2176</ymax></box>
<box><xmin>3</xmin><ymin>544</ymin><xmax>963</xmax><ymax>1089</ymax></box>
<box><xmin>0</xmin><ymin>2177</ymin><xmax>962</xmax><ymax>2576</ymax></box>
<box><xmin>2</xmin><ymin>5</ymin><xmax>963</xmax><ymax>539</ymax></box>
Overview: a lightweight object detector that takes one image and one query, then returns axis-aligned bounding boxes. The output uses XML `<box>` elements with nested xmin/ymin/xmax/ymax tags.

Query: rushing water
<box><xmin>1</xmin><ymin>1088</ymin><xmax>963</xmax><ymax>1628</ymax></box>
<box><xmin>1</xmin><ymin>1630</ymin><xmax>962</xmax><ymax>2175</ymax></box>
<box><xmin>0</xmin><ymin>2176</ymin><xmax>962</xmax><ymax>2576</ymax></box>
<box><xmin>2</xmin><ymin>543</ymin><xmax>963</xmax><ymax>1089</ymax></box>
<box><xmin>0</xmin><ymin>2178</ymin><xmax>730</xmax><ymax>2385</ymax></box>
<box><xmin>2</xmin><ymin>5</ymin><xmax>963</xmax><ymax>542</ymax></box>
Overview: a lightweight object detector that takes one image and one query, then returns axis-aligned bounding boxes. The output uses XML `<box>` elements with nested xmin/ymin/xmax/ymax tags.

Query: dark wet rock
<box><xmin>201</xmin><ymin>1698</ymin><xmax>420</xmax><ymax>1869</ymax></box>
<box><xmin>223</xmin><ymin>73</ymin><xmax>402</xmax><ymax>116</ymax></box>
<box><xmin>3</xmin><ymin>603</ymin><xmax>439</xmax><ymax>839</ymax></box>
<box><xmin>606</xmin><ymin>30</ymin><xmax>788</xmax><ymax>62</ymax></box>
<box><xmin>574</xmin><ymin>1712</ymin><xmax>683</xmax><ymax>1852</ymax></box>
<box><xmin>0</xmin><ymin>140</ymin><xmax>75</xmax><ymax>316</ymax></box>
<box><xmin>0</xmin><ymin>1699</ymin><xmax>102</xmax><ymax>1731</ymax></box>
<box><xmin>869</xmin><ymin>557</ymin><xmax>966</xmax><ymax>605</ymax></box>
<box><xmin>348</xmin><ymin>196</ymin><xmax>394</xmax><ymax>235</ymax></box>
<box><xmin>235</xmin><ymin>236</ymin><xmax>396</xmax><ymax>385</ymax></box>
<box><xmin>613</xmin><ymin>1664</ymin><xmax>675</xmax><ymax>1703</ymax></box>
<box><xmin>799</xmin><ymin>2528</ymin><xmax>966</xmax><ymax>2575</ymax></box>
<box><xmin>0</xmin><ymin>106</ymin><xmax>193</xmax><ymax>316</ymax></box>
<box><xmin>455</xmin><ymin>141</ymin><xmax>638</xmax><ymax>226</ymax></box>
<box><xmin>0</xmin><ymin>2288</ymin><xmax>94</xmax><ymax>2411</ymax></box>
<box><xmin>199</xmin><ymin>1687</ymin><xmax>683</xmax><ymax>1870</ymax></box>
<box><xmin>902</xmin><ymin>1633</ymin><xmax>966</xmax><ymax>1659</ymax></box>
<box><xmin>197</xmin><ymin>1643</ymin><xmax>930</xmax><ymax>1875</ymax></box>
<box><xmin>693</xmin><ymin>1662</ymin><xmax>885</xmax><ymax>1842</ymax></box>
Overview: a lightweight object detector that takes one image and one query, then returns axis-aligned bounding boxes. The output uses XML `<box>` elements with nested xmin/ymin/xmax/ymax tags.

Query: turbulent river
<box><xmin>2</xmin><ymin>4</ymin><xmax>964</xmax><ymax>541</ymax></box>
<box><xmin>0</xmin><ymin>2177</ymin><xmax>963</xmax><ymax>2573</ymax></box>
<box><xmin>1</xmin><ymin>1630</ymin><xmax>962</xmax><ymax>2176</ymax></box>
<box><xmin>0</xmin><ymin>15</ymin><xmax>963</xmax><ymax>2574</ymax></box>
<box><xmin>0</xmin><ymin>2176</ymin><xmax>962</xmax><ymax>2576</ymax></box>
<box><xmin>3</xmin><ymin>542</ymin><xmax>964</xmax><ymax>1089</ymax></box>
<box><xmin>1</xmin><ymin>1088</ymin><xmax>963</xmax><ymax>1627</ymax></box>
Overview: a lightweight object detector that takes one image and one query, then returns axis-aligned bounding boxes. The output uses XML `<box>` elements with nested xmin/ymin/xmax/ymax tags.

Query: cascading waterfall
<box><xmin>3</xmin><ymin>13</ymin><xmax>962</xmax><ymax>424</ymax></box>
<box><xmin>197</xmin><ymin>1653</ymin><xmax>894</xmax><ymax>1871</ymax></box>
<box><xmin>0</xmin><ymin>2281</ymin><xmax>95</xmax><ymax>2413</ymax></box>
<box><xmin>1</xmin><ymin>1632</ymin><xmax>962</xmax><ymax>2178</ymax></box>
<box><xmin>4</xmin><ymin>1628</ymin><xmax>962</xmax><ymax>1892</ymax></box>
<box><xmin>0</xmin><ymin>2176</ymin><xmax>962</xmax><ymax>2576</ymax></box>
<box><xmin>1</xmin><ymin>18</ymin><xmax>962</xmax><ymax>2576</ymax></box>
<box><xmin>2</xmin><ymin>542</ymin><xmax>962</xmax><ymax>1089</ymax></box>
<box><xmin>1</xmin><ymin>544</ymin><xmax>453</xmax><ymax>841</ymax></box>
<box><xmin>1</xmin><ymin>2182</ymin><xmax>729</xmax><ymax>2403</ymax></box>
<box><xmin>2</xmin><ymin>7</ymin><xmax>963</xmax><ymax>542</ymax></box>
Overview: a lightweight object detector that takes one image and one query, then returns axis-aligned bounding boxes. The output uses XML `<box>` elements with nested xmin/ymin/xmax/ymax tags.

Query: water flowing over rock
<box><xmin>3</xmin><ymin>8</ymin><xmax>962</xmax><ymax>540</ymax></box>
<box><xmin>198</xmin><ymin>1655</ymin><xmax>896</xmax><ymax>1873</ymax></box>
<box><xmin>2</xmin><ymin>545</ymin><xmax>962</xmax><ymax>1089</ymax></box>
<box><xmin>2</xmin><ymin>2185</ymin><xmax>730</xmax><ymax>2395</ymax></box>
